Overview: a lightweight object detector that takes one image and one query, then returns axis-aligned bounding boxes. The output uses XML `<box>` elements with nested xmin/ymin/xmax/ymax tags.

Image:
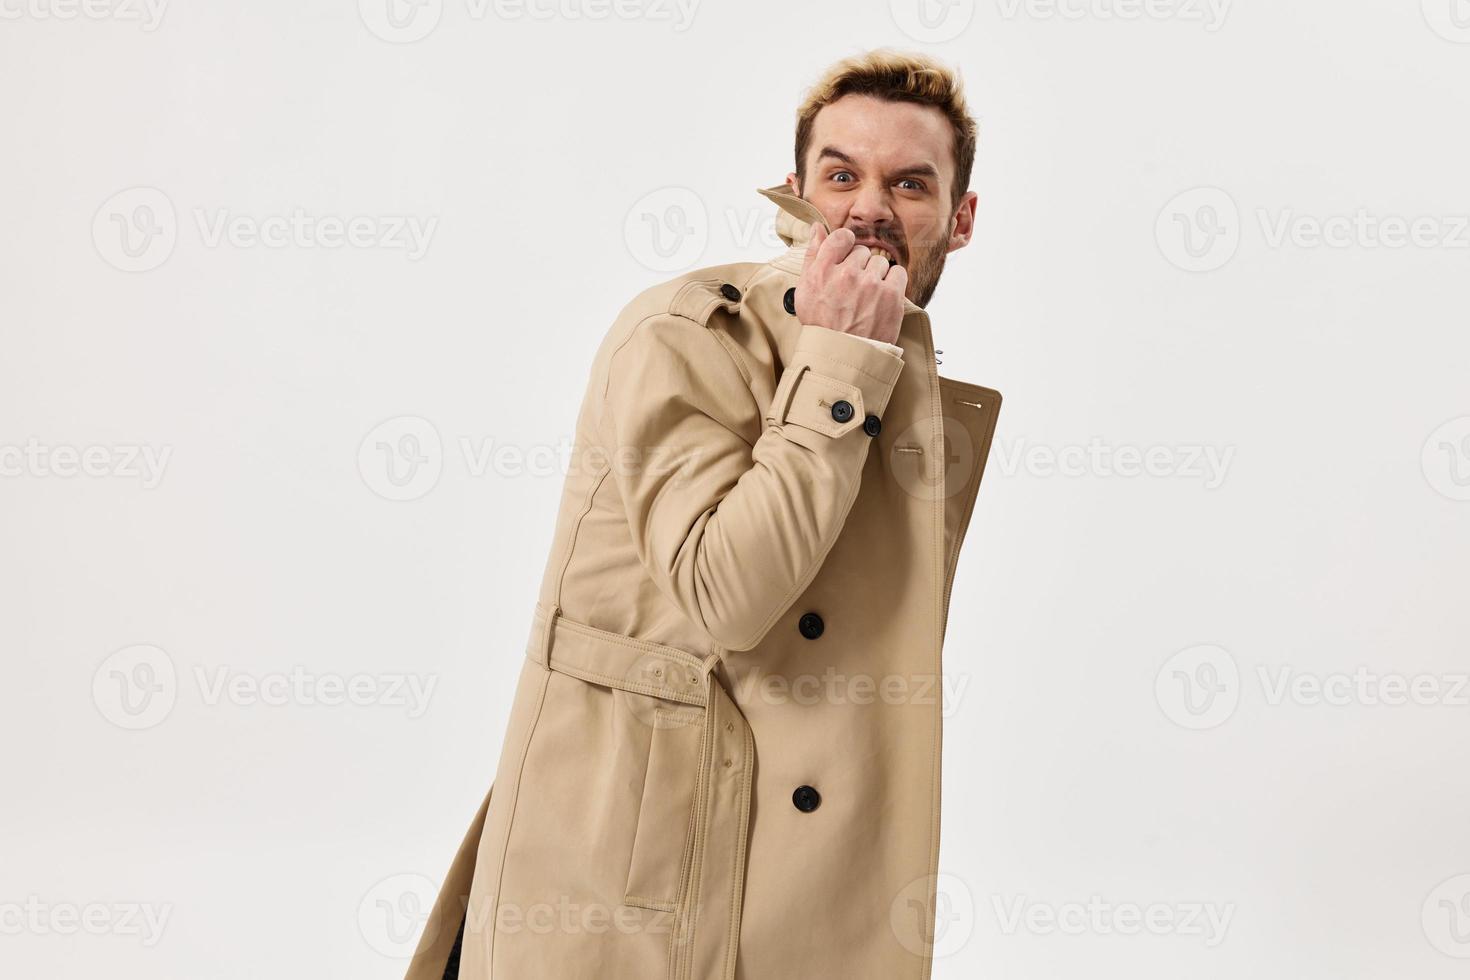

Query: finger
<box><xmin>861</xmin><ymin>252</ymin><xmax>891</xmax><ymax>279</ymax></box>
<box><xmin>802</xmin><ymin>223</ymin><xmax>828</xmax><ymax>274</ymax></box>
<box><xmin>839</xmin><ymin>242</ymin><xmax>872</xmax><ymax>269</ymax></box>
<box><xmin>883</xmin><ymin>263</ymin><xmax>909</xmax><ymax>287</ymax></box>
<box><xmin>819</xmin><ymin>226</ymin><xmax>855</xmax><ymax>267</ymax></box>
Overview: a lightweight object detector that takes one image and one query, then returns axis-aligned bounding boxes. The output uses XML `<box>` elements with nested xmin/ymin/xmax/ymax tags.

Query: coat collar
<box><xmin>756</xmin><ymin>181</ymin><xmax>926</xmax><ymax>318</ymax></box>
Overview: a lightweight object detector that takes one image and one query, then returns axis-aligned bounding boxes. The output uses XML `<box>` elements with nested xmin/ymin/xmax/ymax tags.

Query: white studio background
<box><xmin>2</xmin><ymin>2</ymin><xmax>1468</xmax><ymax>978</ymax></box>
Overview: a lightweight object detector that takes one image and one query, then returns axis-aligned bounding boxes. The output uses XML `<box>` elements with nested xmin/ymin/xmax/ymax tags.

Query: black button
<box><xmin>783</xmin><ymin>286</ymin><xmax>796</xmax><ymax>315</ymax></box>
<box><xmin>863</xmin><ymin>414</ymin><xmax>881</xmax><ymax>437</ymax></box>
<box><xmin>830</xmin><ymin>400</ymin><xmax>854</xmax><ymax>423</ymax></box>
<box><xmin>797</xmin><ymin>612</ymin><xmax>824</xmax><ymax>639</ymax></box>
<box><xmin>720</xmin><ymin>283</ymin><xmax>741</xmax><ymax>302</ymax></box>
<box><xmin>793</xmin><ymin>786</ymin><xmax>822</xmax><ymax>813</ymax></box>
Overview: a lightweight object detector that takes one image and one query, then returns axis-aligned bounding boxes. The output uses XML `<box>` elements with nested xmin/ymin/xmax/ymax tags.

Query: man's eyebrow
<box><xmin>813</xmin><ymin>145</ymin><xmax>941</xmax><ymax>183</ymax></box>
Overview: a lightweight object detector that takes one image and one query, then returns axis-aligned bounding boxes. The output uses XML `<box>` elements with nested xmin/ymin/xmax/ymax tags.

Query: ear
<box><xmin>785</xmin><ymin>171</ymin><xmax>801</xmax><ymax>196</ymax></box>
<box><xmin>947</xmin><ymin>190</ymin><xmax>978</xmax><ymax>253</ymax></box>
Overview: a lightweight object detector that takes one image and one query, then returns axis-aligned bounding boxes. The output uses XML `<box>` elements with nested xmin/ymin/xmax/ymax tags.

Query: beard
<box><xmin>901</xmin><ymin>231</ymin><xmax>950</xmax><ymax>309</ymax></box>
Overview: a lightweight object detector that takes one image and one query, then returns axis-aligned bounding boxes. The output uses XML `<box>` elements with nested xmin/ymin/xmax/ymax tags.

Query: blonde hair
<box><xmin>794</xmin><ymin>48</ymin><xmax>978</xmax><ymax>211</ymax></box>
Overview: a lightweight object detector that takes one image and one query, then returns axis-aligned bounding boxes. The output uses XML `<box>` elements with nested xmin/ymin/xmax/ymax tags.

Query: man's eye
<box><xmin>898</xmin><ymin>179</ymin><xmax>924</xmax><ymax>192</ymax></box>
<box><xmin>831</xmin><ymin>171</ymin><xmax>853</xmax><ymax>184</ymax></box>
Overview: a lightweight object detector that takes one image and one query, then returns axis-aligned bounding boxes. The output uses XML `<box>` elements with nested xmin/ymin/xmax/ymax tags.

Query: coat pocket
<box><xmin>624</xmin><ymin>702</ymin><xmax>706</xmax><ymax>912</ymax></box>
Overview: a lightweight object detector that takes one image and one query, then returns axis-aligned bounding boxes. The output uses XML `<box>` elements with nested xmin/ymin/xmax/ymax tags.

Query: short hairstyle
<box><xmin>794</xmin><ymin>48</ymin><xmax>978</xmax><ymax>211</ymax></box>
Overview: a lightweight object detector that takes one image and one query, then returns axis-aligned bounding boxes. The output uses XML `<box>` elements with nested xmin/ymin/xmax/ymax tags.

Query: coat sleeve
<box><xmin>599</xmin><ymin>311</ymin><xmax>906</xmax><ymax>653</ymax></box>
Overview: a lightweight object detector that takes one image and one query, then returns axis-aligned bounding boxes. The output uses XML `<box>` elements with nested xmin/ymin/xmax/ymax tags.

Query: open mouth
<box><xmin>857</xmin><ymin>240</ymin><xmax>902</xmax><ymax>264</ymax></box>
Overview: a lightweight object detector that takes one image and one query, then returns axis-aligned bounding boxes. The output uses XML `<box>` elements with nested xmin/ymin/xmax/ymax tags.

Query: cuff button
<box><xmin>863</xmin><ymin>414</ymin><xmax>882</xmax><ymax>437</ymax></box>
<box><xmin>783</xmin><ymin>286</ymin><xmax>796</xmax><ymax>315</ymax></box>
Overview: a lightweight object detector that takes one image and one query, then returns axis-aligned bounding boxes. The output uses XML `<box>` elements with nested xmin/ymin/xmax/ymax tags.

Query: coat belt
<box><xmin>525</xmin><ymin>601</ymin><xmax>719</xmax><ymax>707</ymax></box>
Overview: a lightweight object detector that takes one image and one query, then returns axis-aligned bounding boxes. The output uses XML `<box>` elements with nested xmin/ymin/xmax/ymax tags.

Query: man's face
<box><xmin>788</xmin><ymin>93</ymin><xmax>976</xmax><ymax>309</ymax></box>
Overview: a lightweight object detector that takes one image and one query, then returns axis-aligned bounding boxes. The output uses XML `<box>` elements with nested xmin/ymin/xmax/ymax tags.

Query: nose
<box><xmin>845</xmin><ymin>182</ymin><xmax>895</xmax><ymax>229</ymax></box>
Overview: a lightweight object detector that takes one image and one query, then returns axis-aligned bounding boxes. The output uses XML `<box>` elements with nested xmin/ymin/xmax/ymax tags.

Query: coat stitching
<box><xmin>484</xmin><ymin>665</ymin><xmax>551</xmax><ymax>971</ymax></box>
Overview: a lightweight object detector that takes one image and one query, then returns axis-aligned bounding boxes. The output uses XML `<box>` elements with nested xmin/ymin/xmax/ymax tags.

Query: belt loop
<box><xmin>533</xmin><ymin>601</ymin><xmax>561</xmax><ymax>669</ymax></box>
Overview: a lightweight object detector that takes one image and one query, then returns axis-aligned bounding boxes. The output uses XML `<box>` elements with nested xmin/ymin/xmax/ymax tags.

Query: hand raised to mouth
<box><xmin>793</xmin><ymin>223</ymin><xmax>907</xmax><ymax>347</ymax></box>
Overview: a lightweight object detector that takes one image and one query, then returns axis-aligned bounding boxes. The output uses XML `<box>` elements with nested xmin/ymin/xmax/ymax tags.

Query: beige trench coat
<box><xmin>404</xmin><ymin>181</ymin><xmax>1002</xmax><ymax>980</ymax></box>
